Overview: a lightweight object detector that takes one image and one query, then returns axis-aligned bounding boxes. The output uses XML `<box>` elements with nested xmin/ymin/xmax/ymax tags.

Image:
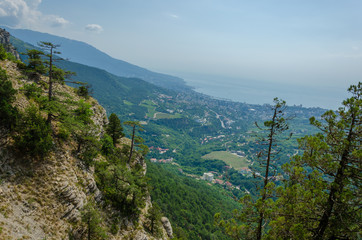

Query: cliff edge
<box><xmin>0</xmin><ymin>36</ymin><xmax>172</xmax><ymax>239</ymax></box>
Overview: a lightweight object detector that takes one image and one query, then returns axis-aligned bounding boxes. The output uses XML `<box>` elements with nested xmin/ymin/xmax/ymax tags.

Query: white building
<box><xmin>202</xmin><ymin>173</ymin><xmax>214</xmax><ymax>182</ymax></box>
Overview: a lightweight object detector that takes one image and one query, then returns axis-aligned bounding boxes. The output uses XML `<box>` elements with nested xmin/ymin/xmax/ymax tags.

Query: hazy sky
<box><xmin>1</xmin><ymin>0</ymin><xmax>361</xmax><ymax>108</ymax></box>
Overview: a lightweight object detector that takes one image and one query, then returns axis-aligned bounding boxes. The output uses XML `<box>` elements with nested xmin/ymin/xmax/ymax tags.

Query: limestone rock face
<box><xmin>90</xmin><ymin>103</ymin><xmax>108</xmax><ymax>137</ymax></box>
<box><xmin>134</xmin><ymin>231</ymin><xmax>149</xmax><ymax>240</ymax></box>
<box><xmin>56</xmin><ymin>182</ymin><xmax>86</xmax><ymax>221</ymax></box>
<box><xmin>0</xmin><ymin>28</ymin><xmax>20</xmax><ymax>60</ymax></box>
<box><xmin>161</xmin><ymin>217</ymin><xmax>173</xmax><ymax>238</ymax></box>
<box><xmin>86</xmin><ymin>174</ymin><xmax>103</xmax><ymax>203</ymax></box>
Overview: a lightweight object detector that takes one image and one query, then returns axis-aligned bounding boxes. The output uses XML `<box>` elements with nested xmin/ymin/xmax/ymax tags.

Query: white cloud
<box><xmin>49</xmin><ymin>16</ymin><xmax>69</xmax><ymax>28</ymax></box>
<box><xmin>27</xmin><ymin>0</ymin><xmax>42</xmax><ymax>8</ymax></box>
<box><xmin>166</xmin><ymin>13</ymin><xmax>180</xmax><ymax>19</ymax></box>
<box><xmin>164</xmin><ymin>13</ymin><xmax>180</xmax><ymax>19</ymax></box>
<box><xmin>85</xmin><ymin>24</ymin><xmax>103</xmax><ymax>33</ymax></box>
<box><xmin>0</xmin><ymin>0</ymin><xmax>69</xmax><ymax>29</ymax></box>
<box><xmin>0</xmin><ymin>0</ymin><xmax>39</xmax><ymax>27</ymax></box>
<box><xmin>170</xmin><ymin>14</ymin><xmax>179</xmax><ymax>19</ymax></box>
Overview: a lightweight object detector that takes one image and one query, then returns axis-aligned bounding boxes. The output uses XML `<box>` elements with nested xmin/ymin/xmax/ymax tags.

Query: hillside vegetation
<box><xmin>147</xmin><ymin>162</ymin><xmax>239</xmax><ymax>240</ymax></box>
<box><xmin>0</xmin><ymin>43</ymin><xmax>172</xmax><ymax>239</ymax></box>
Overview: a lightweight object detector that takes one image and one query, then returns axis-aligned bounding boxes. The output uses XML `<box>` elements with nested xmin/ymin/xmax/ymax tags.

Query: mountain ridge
<box><xmin>4</xmin><ymin>27</ymin><xmax>190</xmax><ymax>91</ymax></box>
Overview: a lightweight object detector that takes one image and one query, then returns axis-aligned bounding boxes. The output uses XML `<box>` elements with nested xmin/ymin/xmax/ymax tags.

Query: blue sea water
<box><xmin>179</xmin><ymin>74</ymin><xmax>347</xmax><ymax>110</ymax></box>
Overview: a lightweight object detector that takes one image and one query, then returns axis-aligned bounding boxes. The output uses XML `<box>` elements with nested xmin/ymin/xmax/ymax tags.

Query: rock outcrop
<box><xmin>0</xmin><ymin>28</ymin><xmax>20</xmax><ymax>60</ymax></box>
<box><xmin>161</xmin><ymin>217</ymin><xmax>173</xmax><ymax>238</ymax></box>
<box><xmin>0</xmin><ymin>59</ymin><xmax>172</xmax><ymax>239</ymax></box>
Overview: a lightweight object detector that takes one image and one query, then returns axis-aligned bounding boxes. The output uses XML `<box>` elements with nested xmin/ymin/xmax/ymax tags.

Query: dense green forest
<box><xmin>147</xmin><ymin>162</ymin><xmax>239</xmax><ymax>240</ymax></box>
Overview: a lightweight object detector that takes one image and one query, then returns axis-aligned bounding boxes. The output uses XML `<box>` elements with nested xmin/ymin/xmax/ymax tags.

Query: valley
<box><xmin>7</xmin><ymin>31</ymin><xmax>343</xmax><ymax>239</ymax></box>
<box><xmin>1</xmin><ymin>1</ymin><xmax>360</xmax><ymax>238</ymax></box>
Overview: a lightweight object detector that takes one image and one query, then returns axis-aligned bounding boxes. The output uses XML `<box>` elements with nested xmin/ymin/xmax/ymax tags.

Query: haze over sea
<box><xmin>178</xmin><ymin>73</ymin><xmax>348</xmax><ymax>110</ymax></box>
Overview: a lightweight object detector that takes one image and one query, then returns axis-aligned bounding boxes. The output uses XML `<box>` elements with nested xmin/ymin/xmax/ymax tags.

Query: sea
<box><xmin>179</xmin><ymin>74</ymin><xmax>348</xmax><ymax>110</ymax></box>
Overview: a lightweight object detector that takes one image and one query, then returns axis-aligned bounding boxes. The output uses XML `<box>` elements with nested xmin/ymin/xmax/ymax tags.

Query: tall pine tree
<box><xmin>106</xmin><ymin>113</ymin><xmax>124</xmax><ymax>146</ymax></box>
<box><xmin>269</xmin><ymin>82</ymin><xmax>361</xmax><ymax>239</ymax></box>
<box><xmin>216</xmin><ymin>98</ymin><xmax>291</xmax><ymax>240</ymax></box>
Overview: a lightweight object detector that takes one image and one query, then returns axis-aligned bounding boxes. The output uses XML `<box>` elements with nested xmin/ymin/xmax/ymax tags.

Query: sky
<box><xmin>0</xmin><ymin>0</ymin><xmax>361</xmax><ymax>109</ymax></box>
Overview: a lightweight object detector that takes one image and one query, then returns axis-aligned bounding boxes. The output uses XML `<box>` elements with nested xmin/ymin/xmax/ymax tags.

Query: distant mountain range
<box><xmin>9</xmin><ymin>34</ymin><xmax>171</xmax><ymax>121</ymax></box>
<box><xmin>4</xmin><ymin>27</ymin><xmax>189</xmax><ymax>91</ymax></box>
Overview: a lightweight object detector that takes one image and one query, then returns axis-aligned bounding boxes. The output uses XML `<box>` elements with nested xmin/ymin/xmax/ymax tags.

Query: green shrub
<box><xmin>101</xmin><ymin>134</ymin><xmax>114</xmax><ymax>156</ymax></box>
<box><xmin>0</xmin><ymin>67</ymin><xmax>18</xmax><ymax>129</ymax></box>
<box><xmin>15</xmin><ymin>105</ymin><xmax>53</xmax><ymax>157</ymax></box>
<box><xmin>0</xmin><ymin>45</ymin><xmax>17</xmax><ymax>61</ymax></box>
<box><xmin>75</xmin><ymin>100</ymin><xmax>93</xmax><ymax>124</ymax></box>
<box><xmin>77</xmin><ymin>85</ymin><xmax>91</xmax><ymax>99</ymax></box>
<box><xmin>57</xmin><ymin>126</ymin><xmax>70</xmax><ymax>141</ymax></box>
<box><xmin>81</xmin><ymin>202</ymin><xmax>108</xmax><ymax>240</ymax></box>
<box><xmin>23</xmin><ymin>83</ymin><xmax>42</xmax><ymax>99</ymax></box>
<box><xmin>95</xmin><ymin>161</ymin><xmax>147</xmax><ymax>218</ymax></box>
<box><xmin>110</xmin><ymin>219</ymin><xmax>120</xmax><ymax>235</ymax></box>
<box><xmin>144</xmin><ymin>203</ymin><xmax>163</xmax><ymax>237</ymax></box>
<box><xmin>6</xmin><ymin>52</ymin><xmax>17</xmax><ymax>62</ymax></box>
<box><xmin>16</xmin><ymin>61</ymin><xmax>27</xmax><ymax>70</ymax></box>
<box><xmin>0</xmin><ymin>45</ymin><xmax>7</xmax><ymax>60</ymax></box>
<box><xmin>78</xmin><ymin>135</ymin><xmax>99</xmax><ymax>166</ymax></box>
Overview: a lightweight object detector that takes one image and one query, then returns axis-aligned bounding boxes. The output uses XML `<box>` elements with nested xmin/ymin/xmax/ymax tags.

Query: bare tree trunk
<box><xmin>256</xmin><ymin>107</ymin><xmax>277</xmax><ymax>240</ymax></box>
<box><xmin>47</xmin><ymin>46</ymin><xmax>53</xmax><ymax>124</ymax></box>
<box><xmin>128</xmin><ymin>125</ymin><xmax>135</xmax><ymax>163</ymax></box>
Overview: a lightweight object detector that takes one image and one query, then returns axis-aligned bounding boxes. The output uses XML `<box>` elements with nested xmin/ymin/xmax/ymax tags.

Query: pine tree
<box><xmin>24</xmin><ymin>49</ymin><xmax>46</xmax><ymax>80</ymax></box>
<box><xmin>23</xmin><ymin>43</ymin><xmax>74</xmax><ymax>124</ymax></box>
<box><xmin>101</xmin><ymin>134</ymin><xmax>114</xmax><ymax>156</ymax></box>
<box><xmin>269</xmin><ymin>82</ymin><xmax>361</xmax><ymax>239</ymax></box>
<box><xmin>216</xmin><ymin>98</ymin><xmax>291</xmax><ymax>240</ymax></box>
<box><xmin>81</xmin><ymin>202</ymin><xmax>108</xmax><ymax>240</ymax></box>
<box><xmin>145</xmin><ymin>203</ymin><xmax>163</xmax><ymax>237</ymax></box>
<box><xmin>38</xmin><ymin>42</ymin><xmax>60</xmax><ymax>103</ymax></box>
<box><xmin>254</xmin><ymin>98</ymin><xmax>291</xmax><ymax>240</ymax></box>
<box><xmin>95</xmin><ymin>159</ymin><xmax>148</xmax><ymax>218</ymax></box>
<box><xmin>124</xmin><ymin>121</ymin><xmax>148</xmax><ymax>163</ymax></box>
<box><xmin>106</xmin><ymin>113</ymin><xmax>124</xmax><ymax>146</ymax></box>
<box><xmin>36</xmin><ymin>42</ymin><xmax>74</xmax><ymax>123</ymax></box>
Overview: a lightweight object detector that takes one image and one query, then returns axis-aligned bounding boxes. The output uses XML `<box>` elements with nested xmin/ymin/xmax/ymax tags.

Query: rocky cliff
<box><xmin>0</xmin><ymin>28</ymin><xmax>20</xmax><ymax>60</ymax></box>
<box><xmin>0</xmin><ymin>57</ymin><xmax>172</xmax><ymax>239</ymax></box>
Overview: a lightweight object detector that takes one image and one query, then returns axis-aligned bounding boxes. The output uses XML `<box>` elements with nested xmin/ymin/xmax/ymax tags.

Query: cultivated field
<box><xmin>202</xmin><ymin>151</ymin><xmax>249</xmax><ymax>169</ymax></box>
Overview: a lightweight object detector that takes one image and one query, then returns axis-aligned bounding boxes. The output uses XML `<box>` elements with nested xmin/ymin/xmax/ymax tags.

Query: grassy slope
<box><xmin>202</xmin><ymin>151</ymin><xmax>249</xmax><ymax>169</ymax></box>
